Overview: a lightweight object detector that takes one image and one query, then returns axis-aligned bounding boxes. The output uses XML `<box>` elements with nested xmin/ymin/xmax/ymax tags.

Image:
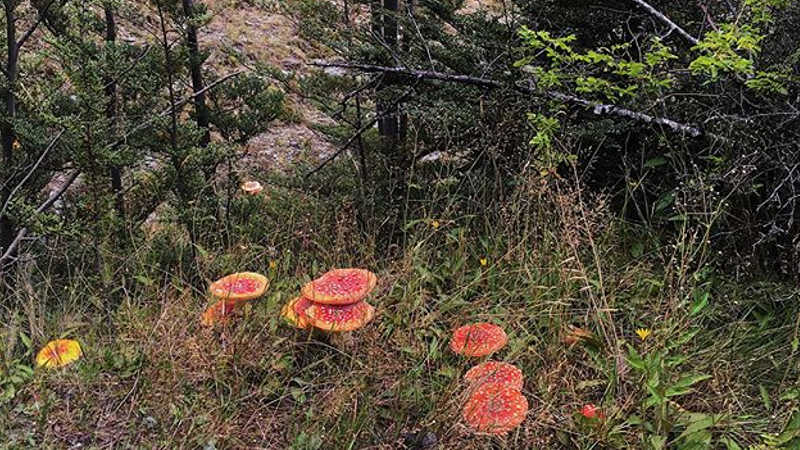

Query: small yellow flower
<box><xmin>12</xmin><ymin>140</ymin><xmax>20</xmax><ymax>151</ymax></box>
<box><xmin>635</xmin><ymin>328</ymin><xmax>651</xmax><ymax>341</ymax></box>
<box><xmin>269</xmin><ymin>260</ymin><xmax>277</xmax><ymax>269</ymax></box>
<box><xmin>431</xmin><ymin>220</ymin><xmax>440</xmax><ymax>229</ymax></box>
<box><xmin>480</xmin><ymin>258</ymin><xmax>488</xmax><ymax>266</ymax></box>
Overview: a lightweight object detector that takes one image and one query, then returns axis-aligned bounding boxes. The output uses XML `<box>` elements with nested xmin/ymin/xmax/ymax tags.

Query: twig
<box><xmin>306</xmin><ymin>79</ymin><xmax>420</xmax><ymax>176</ymax></box>
<box><xmin>0</xmin><ymin>129</ymin><xmax>65</xmax><ymax>218</ymax></box>
<box><xmin>311</xmin><ymin>62</ymin><xmax>724</xmax><ymax>141</ymax></box>
<box><xmin>17</xmin><ymin>0</ymin><xmax>61</xmax><ymax>50</ymax></box>
<box><xmin>0</xmin><ymin>170</ymin><xmax>80</xmax><ymax>265</ymax></box>
<box><xmin>107</xmin><ymin>70</ymin><xmax>245</xmax><ymax>151</ymax></box>
<box><xmin>630</xmin><ymin>0</ymin><xmax>699</xmax><ymax>45</ymax></box>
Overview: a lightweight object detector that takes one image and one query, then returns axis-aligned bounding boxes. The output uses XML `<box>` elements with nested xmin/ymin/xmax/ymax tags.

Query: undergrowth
<box><xmin>1</xmin><ymin>160</ymin><xmax>798</xmax><ymax>449</ymax></box>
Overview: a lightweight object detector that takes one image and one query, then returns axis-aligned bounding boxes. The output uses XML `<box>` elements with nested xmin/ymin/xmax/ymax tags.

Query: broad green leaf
<box><xmin>627</xmin><ymin>345</ymin><xmax>646</xmax><ymax>370</ymax></box>
<box><xmin>666</xmin><ymin>374</ymin><xmax>712</xmax><ymax>397</ymax></box>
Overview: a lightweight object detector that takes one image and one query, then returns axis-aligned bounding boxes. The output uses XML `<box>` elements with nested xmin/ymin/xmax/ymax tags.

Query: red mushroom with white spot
<box><xmin>462</xmin><ymin>382</ymin><xmax>529</xmax><ymax>435</ymax></box>
<box><xmin>449</xmin><ymin>323</ymin><xmax>508</xmax><ymax>357</ymax></box>
<box><xmin>300</xmin><ymin>268</ymin><xmax>377</xmax><ymax>305</ymax></box>
<box><xmin>464</xmin><ymin>361</ymin><xmax>524</xmax><ymax>391</ymax></box>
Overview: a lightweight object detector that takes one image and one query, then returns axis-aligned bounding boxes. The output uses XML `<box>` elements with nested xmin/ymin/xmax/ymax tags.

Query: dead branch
<box><xmin>311</xmin><ymin>62</ymin><xmax>724</xmax><ymax>141</ymax></box>
<box><xmin>631</xmin><ymin>0</ymin><xmax>699</xmax><ymax>45</ymax></box>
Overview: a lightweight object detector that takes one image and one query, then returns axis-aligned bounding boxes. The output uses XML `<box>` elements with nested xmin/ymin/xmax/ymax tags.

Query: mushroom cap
<box><xmin>201</xmin><ymin>299</ymin><xmax>239</xmax><ymax>326</ymax></box>
<box><xmin>300</xmin><ymin>268</ymin><xmax>377</xmax><ymax>305</ymax></box>
<box><xmin>241</xmin><ymin>181</ymin><xmax>263</xmax><ymax>195</ymax></box>
<box><xmin>304</xmin><ymin>300</ymin><xmax>375</xmax><ymax>332</ymax></box>
<box><xmin>580</xmin><ymin>403</ymin><xmax>605</xmax><ymax>419</ymax></box>
<box><xmin>450</xmin><ymin>323</ymin><xmax>508</xmax><ymax>357</ymax></box>
<box><xmin>36</xmin><ymin>339</ymin><xmax>82</xmax><ymax>368</ymax></box>
<box><xmin>209</xmin><ymin>272</ymin><xmax>269</xmax><ymax>302</ymax></box>
<box><xmin>462</xmin><ymin>382</ymin><xmax>528</xmax><ymax>435</ymax></box>
<box><xmin>464</xmin><ymin>361</ymin><xmax>524</xmax><ymax>391</ymax></box>
<box><xmin>281</xmin><ymin>296</ymin><xmax>312</xmax><ymax>329</ymax></box>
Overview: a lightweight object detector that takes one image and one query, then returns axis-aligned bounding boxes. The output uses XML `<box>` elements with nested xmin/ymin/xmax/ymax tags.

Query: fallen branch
<box><xmin>631</xmin><ymin>0</ymin><xmax>699</xmax><ymax>45</ymax></box>
<box><xmin>311</xmin><ymin>62</ymin><xmax>723</xmax><ymax>141</ymax></box>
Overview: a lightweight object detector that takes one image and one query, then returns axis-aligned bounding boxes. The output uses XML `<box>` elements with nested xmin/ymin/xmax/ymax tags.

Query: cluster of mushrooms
<box><xmin>280</xmin><ymin>268</ymin><xmax>377</xmax><ymax>333</ymax></box>
<box><xmin>449</xmin><ymin>322</ymin><xmax>528</xmax><ymax>435</ymax></box>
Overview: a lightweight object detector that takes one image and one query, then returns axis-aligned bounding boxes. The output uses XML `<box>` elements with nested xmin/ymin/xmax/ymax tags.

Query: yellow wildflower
<box><xmin>269</xmin><ymin>260</ymin><xmax>277</xmax><ymax>269</ymax></box>
<box><xmin>635</xmin><ymin>328</ymin><xmax>651</xmax><ymax>341</ymax></box>
<box><xmin>480</xmin><ymin>258</ymin><xmax>488</xmax><ymax>266</ymax></box>
<box><xmin>431</xmin><ymin>220</ymin><xmax>440</xmax><ymax>229</ymax></box>
<box><xmin>12</xmin><ymin>140</ymin><xmax>20</xmax><ymax>151</ymax></box>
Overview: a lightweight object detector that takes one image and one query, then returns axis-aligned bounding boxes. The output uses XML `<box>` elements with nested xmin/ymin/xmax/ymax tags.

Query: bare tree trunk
<box><xmin>1</xmin><ymin>1</ymin><xmax>19</xmax><ymax>268</ymax></box>
<box><xmin>182</xmin><ymin>0</ymin><xmax>210</xmax><ymax>147</ymax></box>
<box><xmin>156</xmin><ymin>1</ymin><xmax>199</xmax><ymax>270</ymax></box>
<box><xmin>105</xmin><ymin>3</ymin><xmax>125</xmax><ymax>222</ymax></box>
<box><xmin>377</xmin><ymin>0</ymin><xmax>400</xmax><ymax>144</ymax></box>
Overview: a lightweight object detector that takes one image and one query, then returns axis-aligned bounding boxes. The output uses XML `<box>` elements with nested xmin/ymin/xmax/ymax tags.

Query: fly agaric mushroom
<box><xmin>241</xmin><ymin>181</ymin><xmax>263</xmax><ymax>195</ymax></box>
<box><xmin>209</xmin><ymin>272</ymin><xmax>269</xmax><ymax>303</ymax></box>
<box><xmin>464</xmin><ymin>361</ymin><xmax>524</xmax><ymax>391</ymax></box>
<box><xmin>462</xmin><ymin>382</ymin><xmax>528</xmax><ymax>435</ymax></box>
<box><xmin>303</xmin><ymin>300</ymin><xmax>375</xmax><ymax>332</ymax></box>
<box><xmin>35</xmin><ymin>339</ymin><xmax>82</xmax><ymax>368</ymax></box>
<box><xmin>281</xmin><ymin>296</ymin><xmax>312</xmax><ymax>329</ymax></box>
<box><xmin>450</xmin><ymin>323</ymin><xmax>508</xmax><ymax>357</ymax></box>
<box><xmin>201</xmin><ymin>299</ymin><xmax>239</xmax><ymax>327</ymax></box>
<box><xmin>300</xmin><ymin>268</ymin><xmax>377</xmax><ymax>305</ymax></box>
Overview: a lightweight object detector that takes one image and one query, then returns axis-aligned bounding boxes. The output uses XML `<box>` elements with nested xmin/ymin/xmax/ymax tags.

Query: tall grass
<box><xmin>1</xmin><ymin>158</ymin><xmax>798</xmax><ymax>449</ymax></box>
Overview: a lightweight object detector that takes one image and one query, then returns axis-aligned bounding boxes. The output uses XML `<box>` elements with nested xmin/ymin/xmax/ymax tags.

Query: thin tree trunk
<box><xmin>157</xmin><ymin>2</ymin><xmax>198</xmax><ymax>269</ymax></box>
<box><xmin>1</xmin><ymin>2</ymin><xmax>19</xmax><ymax>268</ymax></box>
<box><xmin>105</xmin><ymin>4</ymin><xmax>125</xmax><ymax>222</ymax></box>
<box><xmin>378</xmin><ymin>0</ymin><xmax>400</xmax><ymax>144</ymax></box>
<box><xmin>182</xmin><ymin>0</ymin><xmax>210</xmax><ymax>147</ymax></box>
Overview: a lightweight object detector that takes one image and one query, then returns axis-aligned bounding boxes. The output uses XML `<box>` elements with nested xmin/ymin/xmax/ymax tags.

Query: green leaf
<box><xmin>690</xmin><ymin>292</ymin><xmax>709</xmax><ymax>316</ymax></box>
<box><xmin>719</xmin><ymin>437</ymin><xmax>742</xmax><ymax>450</ymax></box>
<box><xmin>781</xmin><ymin>388</ymin><xmax>800</xmax><ymax>401</ymax></box>
<box><xmin>666</xmin><ymin>374</ymin><xmax>712</xmax><ymax>397</ymax></box>
<box><xmin>759</xmin><ymin>384</ymin><xmax>772</xmax><ymax>410</ymax></box>
<box><xmin>649</xmin><ymin>435</ymin><xmax>667</xmax><ymax>450</ymax></box>
<box><xmin>677</xmin><ymin>413</ymin><xmax>714</xmax><ymax>439</ymax></box>
<box><xmin>627</xmin><ymin>345</ymin><xmax>646</xmax><ymax>370</ymax></box>
<box><xmin>644</xmin><ymin>156</ymin><xmax>667</xmax><ymax>168</ymax></box>
<box><xmin>19</xmin><ymin>332</ymin><xmax>32</xmax><ymax>349</ymax></box>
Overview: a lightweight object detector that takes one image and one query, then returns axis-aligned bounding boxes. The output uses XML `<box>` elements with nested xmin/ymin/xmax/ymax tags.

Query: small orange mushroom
<box><xmin>209</xmin><ymin>272</ymin><xmax>269</xmax><ymax>302</ymax></box>
<box><xmin>300</xmin><ymin>268</ymin><xmax>377</xmax><ymax>305</ymax></box>
<box><xmin>241</xmin><ymin>181</ymin><xmax>263</xmax><ymax>195</ymax></box>
<box><xmin>450</xmin><ymin>323</ymin><xmax>508</xmax><ymax>357</ymax></box>
<box><xmin>35</xmin><ymin>339</ymin><xmax>82</xmax><ymax>368</ymax></box>
<box><xmin>462</xmin><ymin>382</ymin><xmax>528</xmax><ymax>435</ymax></box>
<box><xmin>464</xmin><ymin>361</ymin><xmax>524</xmax><ymax>391</ymax></box>
<box><xmin>201</xmin><ymin>299</ymin><xmax>240</xmax><ymax>327</ymax></box>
